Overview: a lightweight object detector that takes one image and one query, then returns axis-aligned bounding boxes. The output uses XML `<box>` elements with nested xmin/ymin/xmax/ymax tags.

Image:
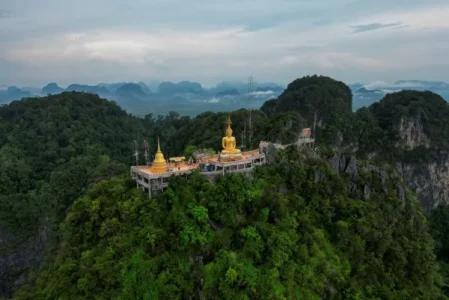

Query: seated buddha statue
<box><xmin>221</xmin><ymin>116</ymin><xmax>241</xmax><ymax>155</ymax></box>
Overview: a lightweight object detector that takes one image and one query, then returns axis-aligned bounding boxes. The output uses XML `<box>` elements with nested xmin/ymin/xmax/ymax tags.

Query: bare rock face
<box><xmin>393</xmin><ymin>114</ymin><xmax>447</xmax><ymax>213</ymax></box>
<box><xmin>0</xmin><ymin>217</ymin><xmax>50</xmax><ymax>298</ymax></box>
<box><xmin>363</xmin><ymin>91</ymin><xmax>449</xmax><ymax>212</ymax></box>
<box><xmin>259</xmin><ymin>142</ymin><xmax>280</xmax><ymax>165</ymax></box>
<box><xmin>397</xmin><ymin>153</ymin><xmax>449</xmax><ymax>213</ymax></box>
<box><xmin>329</xmin><ymin>154</ymin><xmax>346</xmax><ymax>174</ymax></box>
<box><xmin>328</xmin><ymin>154</ymin><xmax>358</xmax><ymax>180</ymax></box>
<box><xmin>345</xmin><ymin>156</ymin><xmax>358</xmax><ymax>180</ymax></box>
<box><xmin>324</xmin><ymin>153</ymin><xmax>408</xmax><ymax>203</ymax></box>
<box><xmin>397</xmin><ymin>116</ymin><xmax>430</xmax><ymax>150</ymax></box>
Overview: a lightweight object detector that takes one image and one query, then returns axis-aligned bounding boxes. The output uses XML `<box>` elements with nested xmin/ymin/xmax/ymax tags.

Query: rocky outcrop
<box><xmin>41</xmin><ymin>83</ymin><xmax>64</xmax><ymax>95</ymax></box>
<box><xmin>259</xmin><ymin>142</ymin><xmax>280</xmax><ymax>165</ymax></box>
<box><xmin>345</xmin><ymin>156</ymin><xmax>358</xmax><ymax>180</ymax></box>
<box><xmin>397</xmin><ymin>152</ymin><xmax>449</xmax><ymax>213</ymax></box>
<box><xmin>0</xmin><ymin>217</ymin><xmax>50</xmax><ymax>298</ymax></box>
<box><xmin>328</xmin><ymin>154</ymin><xmax>358</xmax><ymax>180</ymax></box>
<box><xmin>362</xmin><ymin>91</ymin><xmax>449</xmax><ymax>212</ymax></box>
<box><xmin>393</xmin><ymin>113</ymin><xmax>447</xmax><ymax>213</ymax></box>
<box><xmin>326</xmin><ymin>154</ymin><xmax>405</xmax><ymax>202</ymax></box>
<box><xmin>397</xmin><ymin>115</ymin><xmax>430</xmax><ymax>150</ymax></box>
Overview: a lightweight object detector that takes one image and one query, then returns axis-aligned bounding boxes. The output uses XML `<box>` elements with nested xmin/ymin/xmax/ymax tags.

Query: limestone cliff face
<box><xmin>261</xmin><ymin>143</ymin><xmax>406</xmax><ymax>205</ymax></box>
<box><xmin>327</xmin><ymin>153</ymin><xmax>405</xmax><ymax>204</ymax></box>
<box><xmin>365</xmin><ymin>89</ymin><xmax>449</xmax><ymax>213</ymax></box>
<box><xmin>397</xmin><ymin>153</ymin><xmax>449</xmax><ymax>213</ymax></box>
<box><xmin>392</xmin><ymin>113</ymin><xmax>447</xmax><ymax>213</ymax></box>
<box><xmin>0</xmin><ymin>217</ymin><xmax>50</xmax><ymax>298</ymax></box>
<box><xmin>396</xmin><ymin>115</ymin><xmax>431</xmax><ymax>150</ymax></box>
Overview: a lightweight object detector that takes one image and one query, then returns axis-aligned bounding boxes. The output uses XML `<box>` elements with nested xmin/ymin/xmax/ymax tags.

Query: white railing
<box><xmin>131</xmin><ymin>153</ymin><xmax>267</xmax><ymax>186</ymax></box>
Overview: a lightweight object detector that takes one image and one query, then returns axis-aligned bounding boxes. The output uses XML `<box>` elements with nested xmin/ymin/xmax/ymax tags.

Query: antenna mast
<box><xmin>224</xmin><ymin>114</ymin><xmax>229</xmax><ymax>135</ymax></box>
<box><xmin>248</xmin><ymin>75</ymin><xmax>254</xmax><ymax>149</ymax></box>
<box><xmin>133</xmin><ymin>140</ymin><xmax>139</xmax><ymax>166</ymax></box>
<box><xmin>313</xmin><ymin>110</ymin><xmax>317</xmax><ymax>147</ymax></box>
<box><xmin>242</xmin><ymin>122</ymin><xmax>246</xmax><ymax>150</ymax></box>
<box><xmin>143</xmin><ymin>140</ymin><xmax>149</xmax><ymax>166</ymax></box>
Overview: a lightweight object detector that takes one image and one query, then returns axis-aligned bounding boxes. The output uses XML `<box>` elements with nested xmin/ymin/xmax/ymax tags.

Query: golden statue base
<box><xmin>219</xmin><ymin>152</ymin><xmax>243</xmax><ymax>162</ymax></box>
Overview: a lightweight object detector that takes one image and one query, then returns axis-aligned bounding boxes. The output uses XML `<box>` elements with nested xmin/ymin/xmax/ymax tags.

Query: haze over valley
<box><xmin>0</xmin><ymin>80</ymin><xmax>284</xmax><ymax>116</ymax></box>
<box><xmin>2</xmin><ymin>78</ymin><xmax>449</xmax><ymax>116</ymax></box>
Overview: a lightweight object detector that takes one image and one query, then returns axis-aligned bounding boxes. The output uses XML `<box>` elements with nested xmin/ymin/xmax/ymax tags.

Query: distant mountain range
<box><xmin>41</xmin><ymin>83</ymin><xmax>64</xmax><ymax>94</ymax></box>
<box><xmin>0</xmin><ymin>86</ymin><xmax>31</xmax><ymax>104</ymax></box>
<box><xmin>351</xmin><ymin>80</ymin><xmax>449</xmax><ymax>110</ymax></box>
<box><xmin>3</xmin><ymin>79</ymin><xmax>448</xmax><ymax>114</ymax></box>
<box><xmin>0</xmin><ymin>80</ymin><xmax>285</xmax><ymax>116</ymax></box>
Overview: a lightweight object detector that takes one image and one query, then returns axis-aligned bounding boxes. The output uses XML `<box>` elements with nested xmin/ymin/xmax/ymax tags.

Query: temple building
<box><xmin>130</xmin><ymin>115</ymin><xmax>316</xmax><ymax>198</ymax></box>
<box><xmin>130</xmin><ymin>115</ymin><xmax>266</xmax><ymax>197</ymax></box>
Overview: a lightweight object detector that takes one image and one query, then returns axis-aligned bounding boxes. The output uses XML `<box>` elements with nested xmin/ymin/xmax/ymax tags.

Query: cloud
<box><xmin>362</xmin><ymin>81</ymin><xmax>389</xmax><ymax>90</ymax></box>
<box><xmin>1</xmin><ymin>1</ymin><xmax>449</xmax><ymax>86</ymax></box>
<box><xmin>351</xmin><ymin>22</ymin><xmax>402</xmax><ymax>33</ymax></box>
<box><xmin>208</xmin><ymin>97</ymin><xmax>220</xmax><ymax>103</ymax></box>
<box><xmin>0</xmin><ymin>9</ymin><xmax>11</xmax><ymax>18</ymax></box>
<box><xmin>251</xmin><ymin>91</ymin><xmax>275</xmax><ymax>96</ymax></box>
<box><xmin>362</xmin><ymin>80</ymin><xmax>449</xmax><ymax>91</ymax></box>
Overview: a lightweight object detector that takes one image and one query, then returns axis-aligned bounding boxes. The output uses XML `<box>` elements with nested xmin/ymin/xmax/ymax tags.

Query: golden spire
<box><xmin>227</xmin><ymin>115</ymin><xmax>232</xmax><ymax>126</ymax></box>
<box><xmin>157</xmin><ymin>137</ymin><xmax>161</xmax><ymax>153</ymax></box>
<box><xmin>151</xmin><ymin>136</ymin><xmax>168</xmax><ymax>173</ymax></box>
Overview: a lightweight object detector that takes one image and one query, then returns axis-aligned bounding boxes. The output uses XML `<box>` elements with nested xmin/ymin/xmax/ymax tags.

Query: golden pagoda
<box><xmin>150</xmin><ymin>138</ymin><xmax>168</xmax><ymax>173</ymax></box>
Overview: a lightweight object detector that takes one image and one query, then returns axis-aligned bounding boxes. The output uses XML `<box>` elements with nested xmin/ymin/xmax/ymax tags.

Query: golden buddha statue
<box><xmin>221</xmin><ymin>116</ymin><xmax>241</xmax><ymax>155</ymax></box>
<box><xmin>150</xmin><ymin>138</ymin><xmax>168</xmax><ymax>173</ymax></box>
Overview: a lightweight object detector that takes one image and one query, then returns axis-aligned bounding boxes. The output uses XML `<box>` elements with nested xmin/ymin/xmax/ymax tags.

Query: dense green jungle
<box><xmin>2</xmin><ymin>75</ymin><xmax>449</xmax><ymax>299</ymax></box>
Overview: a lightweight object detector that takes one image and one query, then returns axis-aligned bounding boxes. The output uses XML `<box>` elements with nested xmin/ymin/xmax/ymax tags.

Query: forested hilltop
<box><xmin>0</xmin><ymin>91</ymin><xmax>305</xmax><ymax>297</ymax></box>
<box><xmin>3</xmin><ymin>75</ymin><xmax>449</xmax><ymax>298</ymax></box>
<box><xmin>12</xmin><ymin>148</ymin><xmax>446</xmax><ymax>299</ymax></box>
<box><xmin>263</xmin><ymin>77</ymin><xmax>449</xmax><ymax>211</ymax></box>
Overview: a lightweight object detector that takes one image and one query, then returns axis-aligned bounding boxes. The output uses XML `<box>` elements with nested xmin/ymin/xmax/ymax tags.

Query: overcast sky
<box><xmin>1</xmin><ymin>0</ymin><xmax>449</xmax><ymax>87</ymax></box>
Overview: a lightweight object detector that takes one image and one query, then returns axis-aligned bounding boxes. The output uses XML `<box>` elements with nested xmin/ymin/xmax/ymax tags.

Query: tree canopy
<box><xmin>13</xmin><ymin>147</ymin><xmax>445</xmax><ymax>299</ymax></box>
<box><xmin>3</xmin><ymin>79</ymin><xmax>449</xmax><ymax>299</ymax></box>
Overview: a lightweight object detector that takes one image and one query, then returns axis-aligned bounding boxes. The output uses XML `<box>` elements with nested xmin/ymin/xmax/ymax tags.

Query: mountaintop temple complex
<box><xmin>131</xmin><ymin>116</ymin><xmax>314</xmax><ymax>197</ymax></box>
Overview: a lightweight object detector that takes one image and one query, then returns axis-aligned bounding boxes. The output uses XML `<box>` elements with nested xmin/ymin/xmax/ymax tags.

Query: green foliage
<box><xmin>5</xmin><ymin>81</ymin><xmax>449</xmax><ymax>299</ymax></box>
<box><xmin>370</xmin><ymin>91</ymin><xmax>449</xmax><ymax>146</ymax></box>
<box><xmin>259</xmin><ymin>111</ymin><xmax>305</xmax><ymax>144</ymax></box>
<box><xmin>0</xmin><ymin>93</ymin><xmax>139</xmax><ymax>239</ymax></box>
<box><xmin>14</xmin><ymin>147</ymin><xmax>445</xmax><ymax>299</ymax></box>
<box><xmin>184</xmin><ymin>145</ymin><xmax>198</xmax><ymax>159</ymax></box>
<box><xmin>173</xmin><ymin>109</ymin><xmax>269</xmax><ymax>151</ymax></box>
<box><xmin>0</xmin><ymin>92</ymin><xmax>192</xmax><ymax>297</ymax></box>
<box><xmin>260</xmin><ymin>98</ymin><xmax>277</xmax><ymax>116</ymax></box>
<box><xmin>352</xmin><ymin>90</ymin><xmax>449</xmax><ymax>162</ymax></box>
<box><xmin>431</xmin><ymin>205</ymin><xmax>449</xmax><ymax>261</ymax></box>
<box><xmin>260</xmin><ymin>75</ymin><xmax>353</xmax><ymax>146</ymax></box>
<box><xmin>430</xmin><ymin>205</ymin><xmax>449</xmax><ymax>297</ymax></box>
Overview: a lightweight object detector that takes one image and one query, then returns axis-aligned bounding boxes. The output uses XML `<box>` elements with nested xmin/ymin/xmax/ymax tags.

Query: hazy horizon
<box><xmin>4</xmin><ymin>78</ymin><xmax>449</xmax><ymax>92</ymax></box>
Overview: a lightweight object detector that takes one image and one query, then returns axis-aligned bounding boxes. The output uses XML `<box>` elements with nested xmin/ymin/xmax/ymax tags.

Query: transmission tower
<box><xmin>224</xmin><ymin>114</ymin><xmax>229</xmax><ymax>136</ymax></box>
<box><xmin>242</xmin><ymin>122</ymin><xmax>246</xmax><ymax>150</ymax></box>
<box><xmin>133</xmin><ymin>140</ymin><xmax>139</xmax><ymax>166</ymax></box>
<box><xmin>143</xmin><ymin>140</ymin><xmax>149</xmax><ymax>166</ymax></box>
<box><xmin>248</xmin><ymin>75</ymin><xmax>254</xmax><ymax>148</ymax></box>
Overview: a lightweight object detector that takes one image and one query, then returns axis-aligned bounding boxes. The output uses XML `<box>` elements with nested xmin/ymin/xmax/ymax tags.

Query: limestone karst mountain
<box><xmin>41</xmin><ymin>82</ymin><xmax>64</xmax><ymax>95</ymax></box>
<box><xmin>3</xmin><ymin>76</ymin><xmax>449</xmax><ymax>298</ymax></box>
